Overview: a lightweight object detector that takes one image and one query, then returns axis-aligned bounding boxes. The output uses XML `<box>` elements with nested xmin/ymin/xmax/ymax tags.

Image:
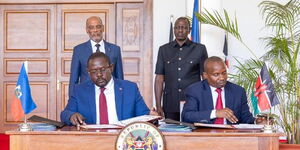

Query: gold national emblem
<box><xmin>116</xmin><ymin>121</ymin><xmax>165</xmax><ymax>150</ymax></box>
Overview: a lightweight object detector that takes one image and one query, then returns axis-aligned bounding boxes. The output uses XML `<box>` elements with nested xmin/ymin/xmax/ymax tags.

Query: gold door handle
<box><xmin>57</xmin><ymin>80</ymin><xmax>61</xmax><ymax>91</ymax></box>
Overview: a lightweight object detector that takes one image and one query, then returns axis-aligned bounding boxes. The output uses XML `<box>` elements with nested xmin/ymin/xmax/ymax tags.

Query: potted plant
<box><xmin>196</xmin><ymin>0</ymin><xmax>300</xmax><ymax>144</ymax></box>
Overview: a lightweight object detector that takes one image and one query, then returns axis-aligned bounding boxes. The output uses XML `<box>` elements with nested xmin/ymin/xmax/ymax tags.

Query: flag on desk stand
<box><xmin>223</xmin><ymin>34</ymin><xmax>229</xmax><ymax>68</ymax></box>
<box><xmin>169</xmin><ymin>16</ymin><xmax>174</xmax><ymax>42</ymax></box>
<box><xmin>11</xmin><ymin>61</ymin><xmax>37</xmax><ymax>121</ymax></box>
<box><xmin>191</xmin><ymin>0</ymin><xmax>200</xmax><ymax>43</ymax></box>
<box><xmin>250</xmin><ymin>63</ymin><xmax>279</xmax><ymax>116</ymax></box>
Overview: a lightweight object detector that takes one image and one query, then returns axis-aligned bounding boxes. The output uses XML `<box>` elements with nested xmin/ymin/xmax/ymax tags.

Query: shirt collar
<box><xmin>171</xmin><ymin>38</ymin><xmax>192</xmax><ymax>47</ymax></box>
<box><xmin>210</xmin><ymin>86</ymin><xmax>224</xmax><ymax>92</ymax></box>
<box><xmin>90</xmin><ymin>39</ymin><xmax>104</xmax><ymax>47</ymax></box>
<box><xmin>95</xmin><ymin>78</ymin><xmax>114</xmax><ymax>91</ymax></box>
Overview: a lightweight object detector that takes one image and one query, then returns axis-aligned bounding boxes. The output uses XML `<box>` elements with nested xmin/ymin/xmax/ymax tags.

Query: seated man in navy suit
<box><xmin>182</xmin><ymin>56</ymin><xmax>263</xmax><ymax>124</ymax></box>
<box><xmin>61</xmin><ymin>52</ymin><xmax>156</xmax><ymax>127</ymax></box>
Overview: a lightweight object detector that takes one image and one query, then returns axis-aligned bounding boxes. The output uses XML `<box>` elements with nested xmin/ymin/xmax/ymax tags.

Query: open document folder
<box><xmin>80</xmin><ymin>115</ymin><xmax>162</xmax><ymax>129</ymax></box>
<box><xmin>194</xmin><ymin>123</ymin><xmax>264</xmax><ymax>129</ymax></box>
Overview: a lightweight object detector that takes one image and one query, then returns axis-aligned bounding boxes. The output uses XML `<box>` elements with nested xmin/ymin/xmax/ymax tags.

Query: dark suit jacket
<box><xmin>69</xmin><ymin>40</ymin><xmax>124</xmax><ymax>97</ymax></box>
<box><xmin>182</xmin><ymin>80</ymin><xmax>255</xmax><ymax>124</ymax></box>
<box><xmin>61</xmin><ymin>78</ymin><xmax>149</xmax><ymax>125</ymax></box>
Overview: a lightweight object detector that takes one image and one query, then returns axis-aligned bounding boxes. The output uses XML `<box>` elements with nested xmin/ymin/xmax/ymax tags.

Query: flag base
<box><xmin>18</xmin><ymin>123</ymin><xmax>32</xmax><ymax>132</ymax></box>
<box><xmin>262</xmin><ymin>125</ymin><xmax>274</xmax><ymax>133</ymax></box>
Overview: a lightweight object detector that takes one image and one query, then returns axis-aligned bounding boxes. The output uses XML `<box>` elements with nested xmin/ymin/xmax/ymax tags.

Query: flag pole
<box><xmin>19</xmin><ymin>115</ymin><xmax>32</xmax><ymax>132</ymax></box>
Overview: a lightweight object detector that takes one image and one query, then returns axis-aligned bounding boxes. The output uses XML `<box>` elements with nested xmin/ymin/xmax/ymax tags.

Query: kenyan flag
<box><xmin>251</xmin><ymin>63</ymin><xmax>280</xmax><ymax>115</ymax></box>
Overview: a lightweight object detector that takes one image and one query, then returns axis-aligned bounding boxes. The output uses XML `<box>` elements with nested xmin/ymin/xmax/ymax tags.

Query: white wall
<box><xmin>153</xmin><ymin>0</ymin><xmax>289</xmax><ymax>74</ymax></box>
<box><xmin>153</xmin><ymin>0</ymin><xmax>186</xmax><ymax>70</ymax></box>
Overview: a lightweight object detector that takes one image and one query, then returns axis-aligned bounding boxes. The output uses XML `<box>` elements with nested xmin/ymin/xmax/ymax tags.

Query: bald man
<box><xmin>69</xmin><ymin>16</ymin><xmax>124</xmax><ymax>97</ymax></box>
<box><xmin>182</xmin><ymin>56</ymin><xmax>255</xmax><ymax>124</ymax></box>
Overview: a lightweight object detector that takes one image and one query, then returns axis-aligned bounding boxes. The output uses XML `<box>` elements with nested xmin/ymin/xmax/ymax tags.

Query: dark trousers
<box><xmin>164</xmin><ymin>112</ymin><xmax>180</xmax><ymax>121</ymax></box>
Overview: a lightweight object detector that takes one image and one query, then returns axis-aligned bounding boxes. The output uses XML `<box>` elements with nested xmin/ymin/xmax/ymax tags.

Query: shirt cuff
<box><xmin>210</xmin><ymin>109</ymin><xmax>216</xmax><ymax>119</ymax></box>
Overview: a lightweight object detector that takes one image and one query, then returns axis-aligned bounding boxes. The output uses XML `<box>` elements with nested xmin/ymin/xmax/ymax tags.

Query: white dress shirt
<box><xmin>95</xmin><ymin>78</ymin><xmax>118</xmax><ymax>124</ymax></box>
<box><xmin>90</xmin><ymin>39</ymin><xmax>105</xmax><ymax>53</ymax></box>
<box><xmin>209</xmin><ymin>86</ymin><xmax>226</xmax><ymax>124</ymax></box>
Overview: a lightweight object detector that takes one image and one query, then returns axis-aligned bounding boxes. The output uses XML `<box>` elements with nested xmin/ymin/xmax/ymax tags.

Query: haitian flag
<box><xmin>251</xmin><ymin>63</ymin><xmax>279</xmax><ymax>115</ymax></box>
<box><xmin>11</xmin><ymin>61</ymin><xmax>37</xmax><ymax>121</ymax></box>
<box><xmin>191</xmin><ymin>0</ymin><xmax>200</xmax><ymax>43</ymax></box>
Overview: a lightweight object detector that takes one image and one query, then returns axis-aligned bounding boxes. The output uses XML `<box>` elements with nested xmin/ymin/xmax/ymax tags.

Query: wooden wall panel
<box><xmin>5</xmin><ymin>11</ymin><xmax>49</xmax><ymax>51</ymax></box>
<box><xmin>117</xmin><ymin>2</ymin><xmax>153</xmax><ymax>107</ymax></box>
<box><xmin>60</xmin><ymin>82</ymin><xmax>69</xmax><ymax>109</ymax></box>
<box><xmin>122</xmin><ymin>9</ymin><xmax>140</xmax><ymax>52</ymax></box>
<box><xmin>123</xmin><ymin>58</ymin><xmax>140</xmax><ymax>75</ymax></box>
<box><xmin>0</xmin><ymin>0</ymin><xmax>153</xmax><ymax>133</ymax></box>
<box><xmin>0</xmin><ymin>5</ymin><xmax>56</xmax><ymax>132</ymax></box>
<box><xmin>63</xmin><ymin>12</ymin><xmax>106</xmax><ymax>51</ymax></box>
<box><xmin>4</xmin><ymin>82</ymin><xmax>49</xmax><ymax>123</ymax></box>
<box><xmin>5</xmin><ymin>59</ymin><xmax>49</xmax><ymax>75</ymax></box>
<box><xmin>62</xmin><ymin>58</ymin><xmax>71</xmax><ymax>75</ymax></box>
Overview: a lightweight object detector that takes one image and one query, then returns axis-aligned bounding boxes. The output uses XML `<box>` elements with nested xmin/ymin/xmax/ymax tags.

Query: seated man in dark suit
<box><xmin>182</xmin><ymin>56</ymin><xmax>255</xmax><ymax>124</ymax></box>
<box><xmin>61</xmin><ymin>52</ymin><xmax>156</xmax><ymax>127</ymax></box>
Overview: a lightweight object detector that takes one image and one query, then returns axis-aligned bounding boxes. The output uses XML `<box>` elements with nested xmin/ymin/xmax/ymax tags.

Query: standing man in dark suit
<box><xmin>69</xmin><ymin>16</ymin><xmax>123</xmax><ymax>97</ymax></box>
<box><xmin>182</xmin><ymin>56</ymin><xmax>255</xmax><ymax>124</ymax></box>
<box><xmin>155</xmin><ymin>17</ymin><xmax>208</xmax><ymax>121</ymax></box>
<box><xmin>61</xmin><ymin>52</ymin><xmax>156</xmax><ymax>127</ymax></box>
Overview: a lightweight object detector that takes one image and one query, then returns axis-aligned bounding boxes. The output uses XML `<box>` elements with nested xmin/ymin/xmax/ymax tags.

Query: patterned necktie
<box><xmin>215</xmin><ymin>88</ymin><xmax>224</xmax><ymax>124</ymax></box>
<box><xmin>99</xmin><ymin>88</ymin><xmax>109</xmax><ymax>124</ymax></box>
<box><xmin>95</xmin><ymin>44</ymin><xmax>100</xmax><ymax>52</ymax></box>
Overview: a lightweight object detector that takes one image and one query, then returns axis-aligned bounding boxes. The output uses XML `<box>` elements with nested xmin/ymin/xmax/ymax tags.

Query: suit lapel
<box><xmin>104</xmin><ymin>41</ymin><xmax>112</xmax><ymax>56</ymax></box>
<box><xmin>203</xmin><ymin>80</ymin><xmax>214</xmax><ymax>110</ymax></box>
<box><xmin>86</xmin><ymin>81</ymin><xmax>97</xmax><ymax>123</ymax></box>
<box><xmin>85</xmin><ymin>40</ymin><xmax>93</xmax><ymax>55</ymax></box>
<box><xmin>114</xmin><ymin>79</ymin><xmax>123</xmax><ymax>120</ymax></box>
<box><xmin>225</xmin><ymin>83</ymin><xmax>234</xmax><ymax>111</ymax></box>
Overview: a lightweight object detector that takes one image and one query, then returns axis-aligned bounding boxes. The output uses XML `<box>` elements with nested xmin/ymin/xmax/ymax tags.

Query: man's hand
<box><xmin>216</xmin><ymin>108</ymin><xmax>238</xmax><ymax>123</ymax></box>
<box><xmin>70</xmin><ymin>113</ymin><xmax>86</xmax><ymax>130</ymax></box>
<box><xmin>156</xmin><ymin>106</ymin><xmax>164</xmax><ymax>117</ymax></box>
<box><xmin>149</xmin><ymin>107</ymin><xmax>159</xmax><ymax>116</ymax></box>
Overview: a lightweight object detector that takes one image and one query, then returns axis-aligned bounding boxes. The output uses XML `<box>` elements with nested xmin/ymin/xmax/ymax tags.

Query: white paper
<box><xmin>80</xmin><ymin>124</ymin><xmax>122</xmax><ymax>129</ymax></box>
<box><xmin>116</xmin><ymin>115</ymin><xmax>161</xmax><ymax>126</ymax></box>
<box><xmin>232</xmin><ymin>124</ymin><xmax>264</xmax><ymax>129</ymax></box>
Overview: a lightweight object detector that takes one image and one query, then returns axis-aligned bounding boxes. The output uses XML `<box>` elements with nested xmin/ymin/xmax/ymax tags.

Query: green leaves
<box><xmin>195</xmin><ymin>0</ymin><xmax>300</xmax><ymax>143</ymax></box>
<box><xmin>196</xmin><ymin>9</ymin><xmax>242</xmax><ymax>41</ymax></box>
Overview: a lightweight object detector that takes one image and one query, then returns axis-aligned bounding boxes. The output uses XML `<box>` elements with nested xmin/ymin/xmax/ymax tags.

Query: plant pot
<box><xmin>279</xmin><ymin>143</ymin><xmax>300</xmax><ymax>150</ymax></box>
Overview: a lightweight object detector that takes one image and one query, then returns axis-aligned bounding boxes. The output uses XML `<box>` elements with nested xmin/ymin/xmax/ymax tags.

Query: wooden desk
<box><xmin>6</xmin><ymin>127</ymin><xmax>280</xmax><ymax>150</ymax></box>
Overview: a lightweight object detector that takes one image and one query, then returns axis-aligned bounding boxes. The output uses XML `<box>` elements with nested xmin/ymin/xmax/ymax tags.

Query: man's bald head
<box><xmin>204</xmin><ymin>56</ymin><xmax>226</xmax><ymax>72</ymax></box>
<box><xmin>203</xmin><ymin>56</ymin><xmax>227</xmax><ymax>88</ymax></box>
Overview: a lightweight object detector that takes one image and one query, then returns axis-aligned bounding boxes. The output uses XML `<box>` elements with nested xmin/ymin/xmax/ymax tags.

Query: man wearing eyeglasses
<box><xmin>61</xmin><ymin>52</ymin><xmax>156</xmax><ymax>127</ymax></box>
<box><xmin>155</xmin><ymin>17</ymin><xmax>208</xmax><ymax>121</ymax></box>
<box><xmin>69</xmin><ymin>16</ymin><xmax>124</xmax><ymax>98</ymax></box>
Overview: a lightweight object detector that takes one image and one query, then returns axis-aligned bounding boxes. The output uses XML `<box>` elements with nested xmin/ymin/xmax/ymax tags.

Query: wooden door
<box><xmin>0</xmin><ymin>5</ymin><xmax>57</xmax><ymax>132</ymax></box>
<box><xmin>0</xmin><ymin>0</ymin><xmax>153</xmax><ymax>133</ymax></box>
<box><xmin>116</xmin><ymin>2</ymin><xmax>153</xmax><ymax>107</ymax></box>
<box><xmin>56</xmin><ymin>3</ymin><xmax>116</xmax><ymax>120</ymax></box>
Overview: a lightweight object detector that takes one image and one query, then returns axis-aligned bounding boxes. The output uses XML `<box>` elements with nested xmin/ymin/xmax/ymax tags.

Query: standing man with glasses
<box><xmin>154</xmin><ymin>17</ymin><xmax>208</xmax><ymax>121</ymax></box>
<box><xmin>69</xmin><ymin>16</ymin><xmax>123</xmax><ymax>97</ymax></box>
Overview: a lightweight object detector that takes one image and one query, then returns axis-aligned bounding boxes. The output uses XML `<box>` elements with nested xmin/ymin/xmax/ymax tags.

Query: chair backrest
<box><xmin>179</xmin><ymin>100</ymin><xmax>186</xmax><ymax>122</ymax></box>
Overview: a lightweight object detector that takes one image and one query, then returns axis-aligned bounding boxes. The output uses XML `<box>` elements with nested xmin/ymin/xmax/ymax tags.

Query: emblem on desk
<box><xmin>116</xmin><ymin>122</ymin><xmax>165</xmax><ymax>150</ymax></box>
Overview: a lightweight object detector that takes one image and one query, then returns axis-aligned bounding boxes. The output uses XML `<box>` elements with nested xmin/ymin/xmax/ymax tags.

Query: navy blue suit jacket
<box><xmin>69</xmin><ymin>40</ymin><xmax>124</xmax><ymax>97</ymax></box>
<box><xmin>61</xmin><ymin>78</ymin><xmax>149</xmax><ymax>125</ymax></box>
<box><xmin>182</xmin><ymin>80</ymin><xmax>255</xmax><ymax>124</ymax></box>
